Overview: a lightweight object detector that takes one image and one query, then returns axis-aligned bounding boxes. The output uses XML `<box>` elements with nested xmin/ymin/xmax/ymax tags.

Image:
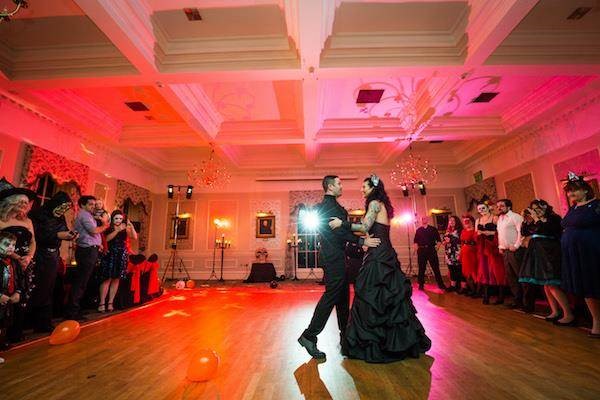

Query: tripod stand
<box><xmin>404</xmin><ymin>220</ymin><xmax>415</xmax><ymax>277</ymax></box>
<box><xmin>161</xmin><ymin>187</ymin><xmax>191</xmax><ymax>283</ymax></box>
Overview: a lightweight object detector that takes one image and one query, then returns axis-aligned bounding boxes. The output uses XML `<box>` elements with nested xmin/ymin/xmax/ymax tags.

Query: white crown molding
<box><xmin>120</xmin><ymin>124</ymin><xmax>204</xmax><ymax>147</ymax></box>
<box><xmin>5</xmin><ymin>43</ymin><xmax>136</xmax><ymax>80</ymax></box>
<box><xmin>85</xmin><ymin>0</ymin><xmax>156</xmax><ymax>72</ymax></box>
<box><xmin>321</xmin><ymin>5</ymin><xmax>468</xmax><ymax>68</ymax></box>
<box><xmin>152</xmin><ymin>15</ymin><xmax>300</xmax><ymax>72</ymax></box>
<box><xmin>0</xmin><ymin>93</ymin><xmax>157</xmax><ymax>187</ymax></box>
<box><xmin>463</xmin><ymin>92</ymin><xmax>600</xmax><ymax>172</ymax></box>
<box><xmin>487</xmin><ymin>30</ymin><xmax>600</xmax><ymax>65</ymax></box>
<box><xmin>217</xmin><ymin>120</ymin><xmax>302</xmax><ymax>144</ymax></box>
<box><xmin>502</xmin><ymin>76</ymin><xmax>596</xmax><ymax>132</ymax></box>
<box><xmin>32</xmin><ymin>89</ymin><xmax>123</xmax><ymax>141</ymax></box>
<box><xmin>167</xmin><ymin>83</ymin><xmax>223</xmax><ymax>137</ymax></box>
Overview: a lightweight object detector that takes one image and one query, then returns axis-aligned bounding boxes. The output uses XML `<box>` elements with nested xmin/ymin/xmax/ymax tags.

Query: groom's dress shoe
<box><xmin>298</xmin><ymin>335</ymin><xmax>326</xmax><ymax>359</ymax></box>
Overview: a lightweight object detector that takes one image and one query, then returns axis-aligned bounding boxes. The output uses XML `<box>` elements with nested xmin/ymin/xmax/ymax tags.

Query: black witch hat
<box><xmin>0</xmin><ymin>177</ymin><xmax>37</xmax><ymax>202</ymax></box>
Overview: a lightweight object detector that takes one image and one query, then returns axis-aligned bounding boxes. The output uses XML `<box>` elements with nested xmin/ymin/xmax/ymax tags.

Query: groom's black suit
<box><xmin>302</xmin><ymin>195</ymin><xmax>363</xmax><ymax>343</ymax></box>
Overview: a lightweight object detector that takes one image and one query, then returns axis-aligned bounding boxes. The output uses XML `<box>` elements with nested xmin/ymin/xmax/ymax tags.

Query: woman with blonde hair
<box><xmin>0</xmin><ymin>178</ymin><xmax>37</xmax><ymax>342</ymax></box>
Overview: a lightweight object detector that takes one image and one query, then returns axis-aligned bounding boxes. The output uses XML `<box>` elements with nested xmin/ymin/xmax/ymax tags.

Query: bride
<box><xmin>329</xmin><ymin>175</ymin><xmax>431</xmax><ymax>363</ymax></box>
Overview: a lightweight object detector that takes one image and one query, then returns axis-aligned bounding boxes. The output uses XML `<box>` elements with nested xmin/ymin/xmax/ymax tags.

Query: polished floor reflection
<box><xmin>1</xmin><ymin>282</ymin><xmax>599</xmax><ymax>399</ymax></box>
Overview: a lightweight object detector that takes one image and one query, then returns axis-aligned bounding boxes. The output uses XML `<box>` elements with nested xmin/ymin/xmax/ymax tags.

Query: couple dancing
<box><xmin>298</xmin><ymin>175</ymin><xmax>431</xmax><ymax>363</ymax></box>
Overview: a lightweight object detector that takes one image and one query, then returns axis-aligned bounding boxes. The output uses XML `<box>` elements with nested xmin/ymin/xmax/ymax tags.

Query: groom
<box><xmin>298</xmin><ymin>175</ymin><xmax>380</xmax><ymax>359</ymax></box>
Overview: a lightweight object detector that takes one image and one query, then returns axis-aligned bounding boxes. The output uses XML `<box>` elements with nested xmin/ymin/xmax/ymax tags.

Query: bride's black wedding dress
<box><xmin>344</xmin><ymin>222</ymin><xmax>431</xmax><ymax>363</ymax></box>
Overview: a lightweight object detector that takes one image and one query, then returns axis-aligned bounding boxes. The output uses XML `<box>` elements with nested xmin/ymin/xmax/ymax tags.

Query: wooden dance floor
<box><xmin>1</xmin><ymin>282</ymin><xmax>599</xmax><ymax>400</ymax></box>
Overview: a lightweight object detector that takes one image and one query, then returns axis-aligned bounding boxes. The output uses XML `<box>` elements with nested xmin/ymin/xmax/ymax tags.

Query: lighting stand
<box><xmin>161</xmin><ymin>187</ymin><xmax>191</xmax><ymax>283</ymax></box>
<box><xmin>304</xmin><ymin>233</ymin><xmax>319</xmax><ymax>281</ymax></box>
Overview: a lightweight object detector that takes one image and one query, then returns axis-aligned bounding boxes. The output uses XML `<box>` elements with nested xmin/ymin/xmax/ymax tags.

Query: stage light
<box><xmin>417</xmin><ymin>181</ymin><xmax>426</xmax><ymax>195</ymax></box>
<box><xmin>400</xmin><ymin>184</ymin><xmax>409</xmax><ymax>197</ymax></box>
<box><xmin>299</xmin><ymin>209</ymin><xmax>320</xmax><ymax>231</ymax></box>
<box><xmin>186</xmin><ymin>185</ymin><xmax>193</xmax><ymax>199</ymax></box>
<box><xmin>168</xmin><ymin>185</ymin><xmax>174</xmax><ymax>199</ymax></box>
<box><xmin>400</xmin><ymin>212</ymin><xmax>414</xmax><ymax>224</ymax></box>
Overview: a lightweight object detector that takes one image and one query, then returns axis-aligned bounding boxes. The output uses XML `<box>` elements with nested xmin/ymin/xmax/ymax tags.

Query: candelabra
<box><xmin>286</xmin><ymin>234</ymin><xmax>302</xmax><ymax>281</ymax></box>
<box><xmin>215</xmin><ymin>234</ymin><xmax>231</xmax><ymax>282</ymax></box>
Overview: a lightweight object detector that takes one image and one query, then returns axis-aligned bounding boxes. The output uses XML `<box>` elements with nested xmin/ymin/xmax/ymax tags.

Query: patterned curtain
<box><xmin>114</xmin><ymin>180</ymin><xmax>152</xmax><ymax>251</ymax></box>
<box><xmin>20</xmin><ymin>144</ymin><xmax>89</xmax><ymax>193</ymax></box>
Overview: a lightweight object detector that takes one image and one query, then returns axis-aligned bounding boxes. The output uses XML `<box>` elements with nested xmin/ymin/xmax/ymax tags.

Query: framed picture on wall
<box><xmin>170</xmin><ymin>217</ymin><xmax>190</xmax><ymax>239</ymax></box>
<box><xmin>432</xmin><ymin>211</ymin><xmax>451</xmax><ymax>233</ymax></box>
<box><xmin>256</xmin><ymin>215</ymin><xmax>275</xmax><ymax>238</ymax></box>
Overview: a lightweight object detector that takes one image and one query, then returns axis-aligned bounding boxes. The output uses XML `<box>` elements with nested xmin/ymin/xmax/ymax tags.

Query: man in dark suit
<box><xmin>414</xmin><ymin>216</ymin><xmax>448</xmax><ymax>291</ymax></box>
<box><xmin>298</xmin><ymin>175</ymin><xmax>380</xmax><ymax>359</ymax></box>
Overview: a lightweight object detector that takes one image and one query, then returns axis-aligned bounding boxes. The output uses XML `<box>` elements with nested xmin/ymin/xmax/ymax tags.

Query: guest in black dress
<box><xmin>98</xmin><ymin>210</ymin><xmax>137</xmax><ymax>312</ymax></box>
<box><xmin>443</xmin><ymin>216</ymin><xmax>463</xmax><ymax>292</ymax></box>
<box><xmin>0</xmin><ymin>178</ymin><xmax>37</xmax><ymax>343</ymax></box>
<box><xmin>519</xmin><ymin>200</ymin><xmax>573</xmax><ymax>323</ymax></box>
<box><xmin>561</xmin><ymin>176</ymin><xmax>600</xmax><ymax>338</ymax></box>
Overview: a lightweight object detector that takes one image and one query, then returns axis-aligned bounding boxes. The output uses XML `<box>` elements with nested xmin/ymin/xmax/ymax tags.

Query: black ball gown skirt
<box><xmin>344</xmin><ymin>222</ymin><xmax>431</xmax><ymax>363</ymax></box>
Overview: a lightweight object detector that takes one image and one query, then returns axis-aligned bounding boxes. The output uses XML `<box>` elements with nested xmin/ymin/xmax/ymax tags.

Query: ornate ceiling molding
<box><xmin>501</xmin><ymin>76</ymin><xmax>596</xmax><ymax>132</ymax></box>
<box><xmin>166</xmin><ymin>83</ymin><xmax>223</xmax><ymax>137</ymax></box>
<box><xmin>464</xmin><ymin>92</ymin><xmax>600</xmax><ymax>172</ymax></box>
<box><xmin>74</xmin><ymin>0</ymin><xmax>156</xmax><ymax>73</ymax></box>
<box><xmin>32</xmin><ymin>89</ymin><xmax>123</xmax><ymax>141</ymax></box>
<box><xmin>487</xmin><ymin>31</ymin><xmax>600</xmax><ymax>65</ymax></box>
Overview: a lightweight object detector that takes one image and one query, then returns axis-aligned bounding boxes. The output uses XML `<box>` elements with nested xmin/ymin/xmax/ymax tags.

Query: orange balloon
<box><xmin>186</xmin><ymin>349</ymin><xmax>220</xmax><ymax>382</ymax></box>
<box><xmin>49</xmin><ymin>320</ymin><xmax>81</xmax><ymax>345</ymax></box>
<box><xmin>186</xmin><ymin>279</ymin><xmax>196</xmax><ymax>289</ymax></box>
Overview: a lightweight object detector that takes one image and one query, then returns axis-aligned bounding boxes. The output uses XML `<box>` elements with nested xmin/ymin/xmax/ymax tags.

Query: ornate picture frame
<box><xmin>256</xmin><ymin>215</ymin><xmax>275</xmax><ymax>238</ymax></box>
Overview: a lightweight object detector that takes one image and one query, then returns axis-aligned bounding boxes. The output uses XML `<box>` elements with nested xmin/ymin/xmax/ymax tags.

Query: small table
<box><xmin>245</xmin><ymin>263</ymin><xmax>277</xmax><ymax>283</ymax></box>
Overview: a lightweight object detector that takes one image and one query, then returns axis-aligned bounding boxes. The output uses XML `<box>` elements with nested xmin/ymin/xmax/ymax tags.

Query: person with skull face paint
<box><xmin>29</xmin><ymin>191</ymin><xmax>77</xmax><ymax>332</ymax></box>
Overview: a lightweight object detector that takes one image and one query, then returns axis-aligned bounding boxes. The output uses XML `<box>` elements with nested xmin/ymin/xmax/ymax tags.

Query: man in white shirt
<box><xmin>496</xmin><ymin>199</ymin><xmax>526</xmax><ymax>309</ymax></box>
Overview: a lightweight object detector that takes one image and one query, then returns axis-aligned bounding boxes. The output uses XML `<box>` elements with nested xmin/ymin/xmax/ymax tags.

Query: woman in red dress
<box><xmin>476</xmin><ymin>202</ymin><xmax>506</xmax><ymax>305</ymax></box>
<box><xmin>460</xmin><ymin>215</ymin><xmax>478</xmax><ymax>297</ymax></box>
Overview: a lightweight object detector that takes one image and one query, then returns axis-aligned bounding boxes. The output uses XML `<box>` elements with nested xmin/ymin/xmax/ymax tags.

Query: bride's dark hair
<box><xmin>364</xmin><ymin>176</ymin><xmax>394</xmax><ymax>218</ymax></box>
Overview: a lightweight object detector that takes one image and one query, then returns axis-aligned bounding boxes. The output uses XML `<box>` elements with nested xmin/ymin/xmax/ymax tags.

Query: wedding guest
<box><xmin>519</xmin><ymin>209</ymin><xmax>537</xmax><ymax>312</ymax></box>
<box><xmin>414</xmin><ymin>216</ymin><xmax>448</xmax><ymax>291</ymax></box>
<box><xmin>560</xmin><ymin>174</ymin><xmax>600</xmax><ymax>337</ymax></box>
<box><xmin>98</xmin><ymin>210</ymin><xmax>137</xmax><ymax>312</ymax></box>
<box><xmin>65</xmin><ymin>196</ymin><xmax>109</xmax><ymax>320</ymax></box>
<box><xmin>496</xmin><ymin>199</ymin><xmax>525</xmax><ymax>309</ymax></box>
<box><xmin>443</xmin><ymin>216</ymin><xmax>463</xmax><ymax>292</ymax></box>
<box><xmin>460</xmin><ymin>215</ymin><xmax>478</xmax><ymax>297</ymax></box>
<box><xmin>476</xmin><ymin>201</ymin><xmax>505</xmax><ymax>305</ymax></box>
<box><xmin>1</xmin><ymin>231</ymin><xmax>18</xmax><ymax>359</ymax></box>
<box><xmin>29</xmin><ymin>192</ymin><xmax>77</xmax><ymax>332</ymax></box>
<box><xmin>0</xmin><ymin>178</ymin><xmax>37</xmax><ymax>343</ymax></box>
<box><xmin>519</xmin><ymin>199</ymin><xmax>572</xmax><ymax>324</ymax></box>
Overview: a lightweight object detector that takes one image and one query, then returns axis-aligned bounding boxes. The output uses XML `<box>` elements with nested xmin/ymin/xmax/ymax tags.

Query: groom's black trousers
<box><xmin>302</xmin><ymin>258</ymin><xmax>349</xmax><ymax>343</ymax></box>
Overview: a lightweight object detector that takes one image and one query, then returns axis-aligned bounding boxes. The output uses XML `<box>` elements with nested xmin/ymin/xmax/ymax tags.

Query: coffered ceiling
<box><xmin>1</xmin><ymin>0</ymin><xmax>599</xmax><ymax>177</ymax></box>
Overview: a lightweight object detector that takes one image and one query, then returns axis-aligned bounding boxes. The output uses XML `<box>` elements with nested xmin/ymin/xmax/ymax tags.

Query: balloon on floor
<box><xmin>49</xmin><ymin>320</ymin><xmax>81</xmax><ymax>345</ymax></box>
<box><xmin>175</xmin><ymin>280</ymin><xmax>186</xmax><ymax>290</ymax></box>
<box><xmin>187</xmin><ymin>349</ymin><xmax>220</xmax><ymax>382</ymax></box>
<box><xmin>186</xmin><ymin>279</ymin><xmax>196</xmax><ymax>289</ymax></box>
